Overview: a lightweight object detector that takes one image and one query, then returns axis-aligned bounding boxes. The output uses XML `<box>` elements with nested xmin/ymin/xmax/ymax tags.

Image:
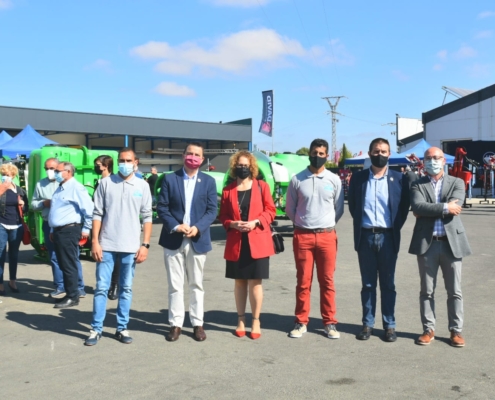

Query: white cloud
<box><xmin>0</xmin><ymin>0</ymin><xmax>13</xmax><ymax>10</ymax></box>
<box><xmin>436</xmin><ymin>50</ymin><xmax>448</xmax><ymax>60</ymax></box>
<box><xmin>432</xmin><ymin>64</ymin><xmax>444</xmax><ymax>71</ymax></box>
<box><xmin>310</xmin><ymin>39</ymin><xmax>355</xmax><ymax>66</ymax></box>
<box><xmin>478</xmin><ymin>11</ymin><xmax>495</xmax><ymax>19</ymax></box>
<box><xmin>130</xmin><ymin>28</ymin><xmax>352</xmax><ymax>76</ymax></box>
<box><xmin>467</xmin><ymin>63</ymin><xmax>492</xmax><ymax>78</ymax></box>
<box><xmin>392</xmin><ymin>70</ymin><xmax>410</xmax><ymax>82</ymax></box>
<box><xmin>207</xmin><ymin>0</ymin><xmax>272</xmax><ymax>7</ymax></box>
<box><xmin>452</xmin><ymin>45</ymin><xmax>477</xmax><ymax>60</ymax></box>
<box><xmin>154</xmin><ymin>82</ymin><xmax>196</xmax><ymax>97</ymax></box>
<box><xmin>84</xmin><ymin>59</ymin><xmax>113</xmax><ymax>73</ymax></box>
<box><xmin>475</xmin><ymin>30</ymin><xmax>493</xmax><ymax>39</ymax></box>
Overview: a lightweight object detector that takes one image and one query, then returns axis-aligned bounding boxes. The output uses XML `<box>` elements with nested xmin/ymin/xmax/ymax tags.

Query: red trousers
<box><xmin>293</xmin><ymin>229</ymin><xmax>337</xmax><ymax>326</ymax></box>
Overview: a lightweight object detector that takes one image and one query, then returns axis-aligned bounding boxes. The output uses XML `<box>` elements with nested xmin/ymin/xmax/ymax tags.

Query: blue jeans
<box><xmin>357</xmin><ymin>230</ymin><xmax>398</xmax><ymax>329</ymax></box>
<box><xmin>42</xmin><ymin>221</ymin><xmax>85</xmax><ymax>291</ymax></box>
<box><xmin>0</xmin><ymin>224</ymin><xmax>24</xmax><ymax>284</ymax></box>
<box><xmin>91</xmin><ymin>251</ymin><xmax>136</xmax><ymax>333</ymax></box>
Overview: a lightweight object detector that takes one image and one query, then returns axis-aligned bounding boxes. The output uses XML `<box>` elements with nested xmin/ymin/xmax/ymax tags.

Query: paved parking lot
<box><xmin>1</xmin><ymin>201</ymin><xmax>494</xmax><ymax>399</ymax></box>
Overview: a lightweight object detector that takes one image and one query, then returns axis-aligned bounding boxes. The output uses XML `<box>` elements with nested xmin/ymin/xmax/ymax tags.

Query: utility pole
<box><xmin>322</xmin><ymin>96</ymin><xmax>346</xmax><ymax>160</ymax></box>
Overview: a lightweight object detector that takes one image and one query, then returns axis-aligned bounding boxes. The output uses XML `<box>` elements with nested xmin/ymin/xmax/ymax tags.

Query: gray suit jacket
<box><xmin>408</xmin><ymin>174</ymin><xmax>471</xmax><ymax>258</ymax></box>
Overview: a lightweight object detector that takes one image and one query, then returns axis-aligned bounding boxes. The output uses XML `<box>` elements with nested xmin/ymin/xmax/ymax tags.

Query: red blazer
<box><xmin>219</xmin><ymin>179</ymin><xmax>276</xmax><ymax>262</ymax></box>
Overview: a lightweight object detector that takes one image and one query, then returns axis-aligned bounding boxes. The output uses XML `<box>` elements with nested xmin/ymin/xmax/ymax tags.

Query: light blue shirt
<box><xmin>172</xmin><ymin>169</ymin><xmax>198</xmax><ymax>232</ymax></box>
<box><xmin>362</xmin><ymin>168</ymin><xmax>392</xmax><ymax>228</ymax></box>
<box><xmin>48</xmin><ymin>177</ymin><xmax>94</xmax><ymax>233</ymax></box>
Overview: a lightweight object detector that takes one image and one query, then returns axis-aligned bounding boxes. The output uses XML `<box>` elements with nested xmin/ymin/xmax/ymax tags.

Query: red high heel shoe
<box><xmin>250</xmin><ymin>317</ymin><xmax>261</xmax><ymax>340</ymax></box>
<box><xmin>235</xmin><ymin>314</ymin><xmax>246</xmax><ymax>337</ymax></box>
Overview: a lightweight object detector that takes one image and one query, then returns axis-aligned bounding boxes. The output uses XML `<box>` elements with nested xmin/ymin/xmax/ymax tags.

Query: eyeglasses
<box><xmin>44</xmin><ymin>167</ymin><xmax>56</xmax><ymax>170</ymax></box>
<box><xmin>236</xmin><ymin>164</ymin><xmax>250</xmax><ymax>168</ymax></box>
<box><xmin>424</xmin><ymin>156</ymin><xmax>444</xmax><ymax>161</ymax></box>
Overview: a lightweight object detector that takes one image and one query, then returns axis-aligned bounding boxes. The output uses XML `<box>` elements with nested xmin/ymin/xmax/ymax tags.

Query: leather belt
<box><xmin>432</xmin><ymin>236</ymin><xmax>448</xmax><ymax>241</ymax></box>
<box><xmin>362</xmin><ymin>227</ymin><xmax>393</xmax><ymax>233</ymax></box>
<box><xmin>295</xmin><ymin>227</ymin><xmax>335</xmax><ymax>234</ymax></box>
<box><xmin>53</xmin><ymin>223</ymin><xmax>81</xmax><ymax>231</ymax></box>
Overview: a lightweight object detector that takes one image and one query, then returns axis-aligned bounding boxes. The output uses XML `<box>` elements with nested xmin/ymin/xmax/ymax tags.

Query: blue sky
<box><xmin>1</xmin><ymin>0</ymin><xmax>494</xmax><ymax>155</ymax></box>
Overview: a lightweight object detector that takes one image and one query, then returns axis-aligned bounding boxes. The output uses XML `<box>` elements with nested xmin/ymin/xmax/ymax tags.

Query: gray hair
<box><xmin>45</xmin><ymin>158</ymin><xmax>59</xmax><ymax>166</ymax></box>
<box><xmin>61</xmin><ymin>162</ymin><xmax>75</xmax><ymax>175</ymax></box>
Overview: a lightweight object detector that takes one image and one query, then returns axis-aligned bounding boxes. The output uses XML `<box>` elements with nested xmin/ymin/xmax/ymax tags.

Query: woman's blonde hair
<box><xmin>0</xmin><ymin>163</ymin><xmax>18</xmax><ymax>178</ymax></box>
<box><xmin>228</xmin><ymin>150</ymin><xmax>259</xmax><ymax>180</ymax></box>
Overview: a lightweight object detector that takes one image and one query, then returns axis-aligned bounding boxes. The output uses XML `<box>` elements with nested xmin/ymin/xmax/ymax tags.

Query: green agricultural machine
<box><xmin>154</xmin><ymin>151</ymin><xmax>309</xmax><ymax>218</ymax></box>
<box><xmin>27</xmin><ymin>146</ymin><xmax>118</xmax><ymax>259</ymax></box>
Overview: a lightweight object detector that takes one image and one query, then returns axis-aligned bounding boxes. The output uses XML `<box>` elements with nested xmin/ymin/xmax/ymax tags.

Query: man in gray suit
<box><xmin>409</xmin><ymin>147</ymin><xmax>471</xmax><ymax>347</ymax></box>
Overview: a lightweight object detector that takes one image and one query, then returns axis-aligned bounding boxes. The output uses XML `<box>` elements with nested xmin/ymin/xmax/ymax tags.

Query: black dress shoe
<box><xmin>384</xmin><ymin>328</ymin><xmax>397</xmax><ymax>342</ymax></box>
<box><xmin>193</xmin><ymin>326</ymin><xmax>207</xmax><ymax>342</ymax></box>
<box><xmin>166</xmin><ymin>326</ymin><xmax>181</xmax><ymax>342</ymax></box>
<box><xmin>357</xmin><ymin>326</ymin><xmax>373</xmax><ymax>340</ymax></box>
<box><xmin>54</xmin><ymin>297</ymin><xmax>80</xmax><ymax>309</ymax></box>
<box><xmin>108</xmin><ymin>283</ymin><xmax>118</xmax><ymax>300</ymax></box>
<box><xmin>8</xmin><ymin>283</ymin><xmax>20</xmax><ymax>293</ymax></box>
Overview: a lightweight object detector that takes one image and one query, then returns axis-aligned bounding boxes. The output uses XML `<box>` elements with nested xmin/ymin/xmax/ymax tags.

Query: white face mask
<box><xmin>1</xmin><ymin>175</ymin><xmax>12</xmax><ymax>183</ymax></box>
<box><xmin>424</xmin><ymin>159</ymin><xmax>444</xmax><ymax>175</ymax></box>
<box><xmin>46</xmin><ymin>169</ymin><xmax>56</xmax><ymax>180</ymax></box>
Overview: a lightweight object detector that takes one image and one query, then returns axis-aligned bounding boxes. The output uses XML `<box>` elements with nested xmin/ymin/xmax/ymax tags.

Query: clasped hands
<box><xmin>230</xmin><ymin>220</ymin><xmax>257</xmax><ymax>232</ymax></box>
<box><xmin>176</xmin><ymin>224</ymin><xmax>199</xmax><ymax>237</ymax></box>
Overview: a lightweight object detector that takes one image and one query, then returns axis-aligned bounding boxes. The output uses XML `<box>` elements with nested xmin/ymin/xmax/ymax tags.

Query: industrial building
<box><xmin>397</xmin><ymin>84</ymin><xmax>495</xmax><ymax>164</ymax></box>
<box><xmin>0</xmin><ymin>105</ymin><xmax>252</xmax><ymax>171</ymax></box>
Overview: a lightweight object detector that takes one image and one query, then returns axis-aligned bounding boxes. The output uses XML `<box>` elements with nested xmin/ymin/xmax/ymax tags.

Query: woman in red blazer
<box><xmin>219</xmin><ymin>151</ymin><xmax>276</xmax><ymax>340</ymax></box>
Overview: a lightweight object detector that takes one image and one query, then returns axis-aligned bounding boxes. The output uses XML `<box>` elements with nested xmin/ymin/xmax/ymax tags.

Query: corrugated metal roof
<box><xmin>0</xmin><ymin>105</ymin><xmax>252</xmax><ymax>142</ymax></box>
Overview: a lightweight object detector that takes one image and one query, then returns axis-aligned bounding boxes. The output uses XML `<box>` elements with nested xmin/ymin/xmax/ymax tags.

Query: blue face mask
<box><xmin>54</xmin><ymin>171</ymin><xmax>64</xmax><ymax>183</ymax></box>
<box><xmin>118</xmin><ymin>163</ymin><xmax>134</xmax><ymax>177</ymax></box>
<box><xmin>424</xmin><ymin>159</ymin><xmax>443</xmax><ymax>176</ymax></box>
<box><xmin>1</xmin><ymin>176</ymin><xmax>11</xmax><ymax>183</ymax></box>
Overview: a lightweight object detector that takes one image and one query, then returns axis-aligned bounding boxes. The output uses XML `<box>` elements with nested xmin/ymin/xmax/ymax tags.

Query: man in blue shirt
<box><xmin>348</xmin><ymin>138</ymin><xmax>409</xmax><ymax>342</ymax></box>
<box><xmin>49</xmin><ymin>162</ymin><xmax>93</xmax><ymax>309</ymax></box>
<box><xmin>31</xmin><ymin>158</ymin><xmax>86</xmax><ymax>299</ymax></box>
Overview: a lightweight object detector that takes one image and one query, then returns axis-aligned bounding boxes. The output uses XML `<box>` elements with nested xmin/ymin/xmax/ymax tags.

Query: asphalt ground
<box><xmin>1</xmin><ymin>200</ymin><xmax>494</xmax><ymax>399</ymax></box>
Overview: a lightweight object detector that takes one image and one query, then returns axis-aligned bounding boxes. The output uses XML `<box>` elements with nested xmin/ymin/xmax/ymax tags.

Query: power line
<box><xmin>255</xmin><ymin>0</ymin><xmax>315</xmax><ymax>89</ymax></box>
<box><xmin>321</xmin><ymin>0</ymin><xmax>342</xmax><ymax>93</ymax></box>
<box><xmin>291</xmin><ymin>0</ymin><xmax>330</xmax><ymax>90</ymax></box>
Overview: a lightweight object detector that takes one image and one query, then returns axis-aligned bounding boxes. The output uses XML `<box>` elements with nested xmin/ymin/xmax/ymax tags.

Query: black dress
<box><xmin>226</xmin><ymin>189</ymin><xmax>269</xmax><ymax>280</ymax></box>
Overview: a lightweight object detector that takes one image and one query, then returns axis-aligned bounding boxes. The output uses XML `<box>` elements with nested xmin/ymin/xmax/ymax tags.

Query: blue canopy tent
<box><xmin>344</xmin><ymin>150</ymin><xmax>410</xmax><ymax>165</ymax></box>
<box><xmin>0</xmin><ymin>130</ymin><xmax>12</xmax><ymax>146</ymax></box>
<box><xmin>0</xmin><ymin>125</ymin><xmax>58</xmax><ymax>159</ymax></box>
<box><xmin>397</xmin><ymin>139</ymin><xmax>455</xmax><ymax>163</ymax></box>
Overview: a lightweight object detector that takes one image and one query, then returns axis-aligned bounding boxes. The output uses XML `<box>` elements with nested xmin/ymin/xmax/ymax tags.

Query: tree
<box><xmin>296</xmin><ymin>147</ymin><xmax>310</xmax><ymax>155</ymax></box>
<box><xmin>338</xmin><ymin>143</ymin><xmax>353</xmax><ymax>168</ymax></box>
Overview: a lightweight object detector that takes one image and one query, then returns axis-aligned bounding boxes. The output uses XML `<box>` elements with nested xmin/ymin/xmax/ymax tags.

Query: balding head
<box><xmin>424</xmin><ymin>147</ymin><xmax>446</xmax><ymax>177</ymax></box>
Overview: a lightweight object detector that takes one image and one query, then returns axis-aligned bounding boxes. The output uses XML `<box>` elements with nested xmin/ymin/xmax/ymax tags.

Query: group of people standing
<box><xmin>0</xmin><ymin>137</ymin><xmax>470</xmax><ymax>348</ymax></box>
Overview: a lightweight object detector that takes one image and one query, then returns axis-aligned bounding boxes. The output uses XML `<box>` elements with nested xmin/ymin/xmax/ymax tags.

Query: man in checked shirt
<box><xmin>409</xmin><ymin>147</ymin><xmax>471</xmax><ymax>347</ymax></box>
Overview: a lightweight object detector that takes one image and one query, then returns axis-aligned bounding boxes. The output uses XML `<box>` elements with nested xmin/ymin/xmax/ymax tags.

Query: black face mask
<box><xmin>235</xmin><ymin>166</ymin><xmax>251</xmax><ymax>179</ymax></box>
<box><xmin>309</xmin><ymin>155</ymin><xmax>327</xmax><ymax>169</ymax></box>
<box><xmin>94</xmin><ymin>166</ymin><xmax>103</xmax><ymax>175</ymax></box>
<box><xmin>370</xmin><ymin>154</ymin><xmax>389</xmax><ymax>168</ymax></box>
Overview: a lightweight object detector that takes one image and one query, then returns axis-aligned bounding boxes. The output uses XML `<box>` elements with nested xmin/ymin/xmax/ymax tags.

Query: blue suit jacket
<box><xmin>348</xmin><ymin>168</ymin><xmax>410</xmax><ymax>253</ymax></box>
<box><xmin>157</xmin><ymin>169</ymin><xmax>217</xmax><ymax>253</ymax></box>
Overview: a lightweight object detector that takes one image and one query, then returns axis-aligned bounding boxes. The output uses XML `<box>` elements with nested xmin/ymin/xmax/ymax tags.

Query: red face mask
<box><xmin>184</xmin><ymin>154</ymin><xmax>202</xmax><ymax>170</ymax></box>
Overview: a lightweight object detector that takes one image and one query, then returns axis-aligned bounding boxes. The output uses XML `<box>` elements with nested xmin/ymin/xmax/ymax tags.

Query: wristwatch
<box><xmin>141</xmin><ymin>243</ymin><xmax>150</xmax><ymax>249</ymax></box>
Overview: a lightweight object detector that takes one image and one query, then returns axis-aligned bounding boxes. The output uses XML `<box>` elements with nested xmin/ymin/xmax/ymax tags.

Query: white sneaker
<box><xmin>289</xmin><ymin>323</ymin><xmax>307</xmax><ymax>338</ymax></box>
<box><xmin>325</xmin><ymin>324</ymin><xmax>340</xmax><ymax>339</ymax></box>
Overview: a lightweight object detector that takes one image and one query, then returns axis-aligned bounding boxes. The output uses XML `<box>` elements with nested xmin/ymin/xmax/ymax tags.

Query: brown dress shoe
<box><xmin>193</xmin><ymin>326</ymin><xmax>207</xmax><ymax>342</ymax></box>
<box><xmin>450</xmin><ymin>331</ymin><xmax>465</xmax><ymax>347</ymax></box>
<box><xmin>417</xmin><ymin>330</ymin><xmax>435</xmax><ymax>345</ymax></box>
<box><xmin>167</xmin><ymin>327</ymin><xmax>181</xmax><ymax>342</ymax></box>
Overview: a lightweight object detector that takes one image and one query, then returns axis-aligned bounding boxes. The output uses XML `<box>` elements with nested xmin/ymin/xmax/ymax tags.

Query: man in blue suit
<box><xmin>157</xmin><ymin>142</ymin><xmax>217</xmax><ymax>342</ymax></box>
<box><xmin>348</xmin><ymin>138</ymin><xmax>410</xmax><ymax>342</ymax></box>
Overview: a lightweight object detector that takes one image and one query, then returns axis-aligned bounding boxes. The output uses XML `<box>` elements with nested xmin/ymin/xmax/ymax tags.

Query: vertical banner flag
<box><xmin>259</xmin><ymin>90</ymin><xmax>274</xmax><ymax>137</ymax></box>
